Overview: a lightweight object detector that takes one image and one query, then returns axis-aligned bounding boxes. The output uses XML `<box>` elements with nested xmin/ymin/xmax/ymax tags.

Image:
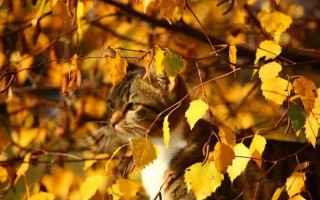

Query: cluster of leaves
<box><xmin>0</xmin><ymin>0</ymin><xmax>320</xmax><ymax>200</ymax></box>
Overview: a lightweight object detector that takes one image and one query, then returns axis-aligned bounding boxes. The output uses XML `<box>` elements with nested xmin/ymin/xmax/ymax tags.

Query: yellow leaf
<box><xmin>158</xmin><ymin>0</ymin><xmax>185</xmax><ymax>24</ymax></box>
<box><xmin>15</xmin><ymin>152</ymin><xmax>31</xmax><ymax>185</ymax></box>
<box><xmin>218</xmin><ymin>125</ymin><xmax>236</xmax><ymax>149</ymax></box>
<box><xmin>111</xmin><ymin>178</ymin><xmax>139</xmax><ymax>200</ymax></box>
<box><xmin>31</xmin><ymin>0</ymin><xmax>45</xmax><ymax>26</ymax></box>
<box><xmin>0</xmin><ymin>132</ymin><xmax>11</xmax><ymax>153</ymax></box>
<box><xmin>227</xmin><ymin>143</ymin><xmax>251</xmax><ymax>183</ymax></box>
<box><xmin>0</xmin><ymin>166</ymin><xmax>8</xmax><ymax>183</ymax></box>
<box><xmin>275</xmin><ymin>0</ymin><xmax>280</xmax><ymax>5</ymax></box>
<box><xmin>289</xmin><ymin>194</ymin><xmax>306</xmax><ymax>200</ymax></box>
<box><xmin>261</xmin><ymin>77</ymin><xmax>292</xmax><ymax>107</ymax></box>
<box><xmin>184</xmin><ymin>162</ymin><xmax>223</xmax><ymax>200</ymax></box>
<box><xmin>80</xmin><ymin>174</ymin><xmax>104</xmax><ymax>200</ymax></box>
<box><xmin>131</xmin><ymin>137</ymin><xmax>159</xmax><ymax>171</ymax></box>
<box><xmin>254</xmin><ymin>40</ymin><xmax>282</xmax><ymax>66</ymax></box>
<box><xmin>271</xmin><ymin>186</ymin><xmax>285</xmax><ymax>200</ymax></box>
<box><xmin>293</xmin><ymin>77</ymin><xmax>317</xmax><ymax>115</ymax></box>
<box><xmin>154</xmin><ymin>46</ymin><xmax>166</xmax><ymax>75</ymax></box>
<box><xmin>105</xmin><ymin>48</ymin><xmax>128</xmax><ymax>86</ymax></box>
<box><xmin>229</xmin><ymin>44</ymin><xmax>237</xmax><ymax>71</ymax></box>
<box><xmin>77</xmin><ymin>1</ymin><xmax>85</xmax><ymax>40</ymax></box>
<box><xmin>285</xmin><ymin>172</ymin><xmax>306</xmax><ymax>198</ymax></box>
<box><xmin>214</xmin><ymin>141</ymin><xmax>235</xmax><ymax>173</ymax></box>
<box><xmin>304</xmin><ymin>113</ymin><xmax>319</xmax><ymax>147</ymax></box>
<box><xmin>185</xmin><ymin>100</ymin><xmax>209</xmax><ymax>130</ymax></box>
<box><xmin>259</xmin><ymin>61</ymin><xmax>282</xmax><ymax>82</ymax></box>
<box><xmin>257</xmin><ymin>11</ymin><xmax>292</xmax><ymax>42</ymax></box>
<box><xmin>42</xmin><ymin>166</ymin><xmax>74</xmax><ymax>199</ymax></box>
<box><xmin>249</xmin><ymin>134</ymin><xmax>266</xmax><ymax>168</ymax></box>
<box><xmin>163</xmin><ymin>114</ymin><xmax>170</xmax><ymax>149</ymax></box>
<box><xmin>30</xmin><ymin>192</ymin><xmax>55</xmax><ymax>200</ymax></box>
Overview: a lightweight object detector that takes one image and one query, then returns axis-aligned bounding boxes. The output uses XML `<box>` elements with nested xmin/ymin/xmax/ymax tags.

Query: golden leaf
<box><xmin>77</xmin><ymin>1</ymin><xmax>85</xmax><ymax>40</ymax></box>
<box><xmin>254</xmin><ymin>40</ymin><xmax>282</xmax><ymax>66</ymax></box>
<box><xmin>0</xmin><ymin>132</ymin><xmax>11</xmax><ymax>153</ymax></box>
<box><xmin>218</xmin><ymin>125</ymin><xmax>236</xmax><ymax>149</ymax></box>
<box><xmin>214</xmin><ymin>141</ymin><xmax>235</xmax><ymax>173</ymax></box>
<box><xmin>105</xmin><ymin>48</ymin><xmax>128</xmax><ymax>86</ymax></box>
<box><xmin>158</xmin><ymin>0</ymin><xmax>185</xmax><ymax>24</ymax></box>
<box><xmin>261</xmin><ymin>77</ymin><xmax>292</xmax><ymax>107</ymax></box>
<box><xmin>185</xmin><ymin>100</ymin><xmax>209</xmax><ymax>130</ymax></box>
<box><xmin>257</xmin><ymin>11</ymin><xmax>292</xmax><ymax>42</ymax></box>
<box><xmin>285</xmin><ymin>172</ymin><xmax>306</xmax><ymax>198</ymax></box>
<box><xmin>80</xmin><ymin>174</ymin><xmax>104</xmax><ymax>200</ymax></box>
<box><xmin>249</xmin><ymin>134</ymin><xmax>266</xmax><ymax>169</ymax></box>
<box><xmin>111</xmin><ymin>178</ymin><xmax>139</xmax><ymax>200</ymax></box>
<box><xmin>163</xmin><ymin>114</ymin><xmax>170</xmax><ymax>149</ymax></box>
<box><xmin>0</xmin><ymin>166</ymin><xmax>8</xmax><ymax>183</ymax></box>
<box><xmin>184</xmin><ymin>162</ymin><xmax>223</xmax><ymax>200</ymax></box>
<box><xmin>227</xmin><ymin>143</ymin><xmax>251</xmax><ymax>183</ymax></box>
<box><xmin>15</xmin><ymin>152</ymin><xmax>31</xmax><ymax>185</ymax></box>
<box><xmin>294</xmin><ymin>161</ymin><xmax>309</xmax><ymax>172</ymax></box>
<box><xmin>106</xmin><ymin>144</ymin><xmax>127</xmax><ymax>171</ymax></box>
<box><xmin>16</xmin><ymin>127</ymin><xmax>46</xmax><ymax>148</ymax></box>
<box><xmin>259</xmin><ymin>61</ymin><xmax>282</xmax><ymax>82</ymax></box>
<box><xmin>154</xmin><ymin>46</ymin><xmax>166</xmax><ymax>75</ymax></box>
<box><xmin>304</xmin><ymin>112</ymin><xmax>319</xmax><ymax>147</ymax></box>
<box><xmin>131</xmin><ymin>137</ymin><xmax>159</xmax><ymax>171</ymax></box>
<box><xmin>293</xmin><ymin>77</ymin><xmax>317</xmax><ymax>115</ymax></box>
<box><xmin>229</xmin><ymin>44</ymin><xmax>237</xmax><ymax>71</ymax></box>
<box><xmin>42</xmin><ymin>166</ymin><xmax>74</xmax><ymax>199</ymax></box>
<box><xmin>30</xmin><ymin>192</ymin><xmax>55</xmax><ymax>200</ymax></box>
<box><xmin>271</xmin><ymin>186</ymin><xmax>285</xmax><ymax>200</ymax></box>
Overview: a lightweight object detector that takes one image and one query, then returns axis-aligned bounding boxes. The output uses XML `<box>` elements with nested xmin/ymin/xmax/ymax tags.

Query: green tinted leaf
<box><xmin>163</xmin><ymin>49</ymin><xmax>184</xmax><ymax>79</ymax></box>
<box><xmin>287</xmin><ymin>105</ymin><xmax>306</xmax><ymax>132</ymax></box>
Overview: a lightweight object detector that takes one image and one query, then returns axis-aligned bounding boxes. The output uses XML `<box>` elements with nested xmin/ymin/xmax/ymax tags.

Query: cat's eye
<box><xmin>127</xmin><ymin>102</ymin><xmax>140</xmax><ymax>111</ymax></box>
<box><xmin>107</xmin><ymin>100</ymin><xmax>115</xmax><ymax>109</ymax></box>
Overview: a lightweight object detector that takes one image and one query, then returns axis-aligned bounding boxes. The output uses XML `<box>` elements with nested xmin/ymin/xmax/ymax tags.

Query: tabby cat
<box><xmin>106</xmin><ymin>66</ymin><xmax>320</xmax><ymax>200</ymax></box>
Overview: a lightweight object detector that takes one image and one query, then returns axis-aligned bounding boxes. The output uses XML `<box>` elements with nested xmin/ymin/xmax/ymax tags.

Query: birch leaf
<box><xmin>131</xmin><ymin>137</ymin><xmax>159</xmax><ymax>171</ymax></box>
<box><xmin>185</xmin><ymin>100</ymin><xmax>209</xmax><ymax>130</ymax></box>
<box><xmin>111</xmin><ymin>178</ymin><xmax>139</xmax><ymax>200</ymax></box>
<box><xmin>185</xmin><ymin>162</ymin><xmax>223</xmax><ymax>200</ymax></box>
<box><xmin>80</xmin><ymin>174</ymin><xmax>103</xmax><ymax>200</ymax></box>
<box><xmin>0</xmin><ymin>166</ymin><xmax>8</xmax><ymax>183</ymax></box>
<box><xmin>257</xmin><ymin>11</ymin><xmax>292</xmax><ymax>42</ymax></box>
<box><xmin>249</xmin><ymin>134</ymin><xmax>266</xmax><ymax>169</ymax></box>
<box><xmin>105</xmin><ymin>48</ymin><xmax>128</xmax><ymax>86</ymax></box>
<box><xmin>214</xmin><ymin>141</ymin><xmax>235</xmax><ymax>173</ymax></box>
<box><xmin>163</xmin><ymin>114</ymin><xmax>170</xmax><ymax>149</ymax></box>
<box><xmin>219</xmin><ymin>125</ymin><xmax>236</xmax><ymax>149</ymax></box>
<box><xmin>285</xmin><ymin>172</ymin><xmax>306</xmax><ymax>198</ymax></box>
<box><xmin>259</xmin><ymin>61</ymin><xmax>282</xmax><ymax>82</ymax></box>
<box><xmin>287</xmin><ymin>105</ymin><xmax>306</xmax><ymax>133</ymax></box>
<box><xmin>254</xmin><ymin>40</ymin><xmax>282</xmax><ymax>66</ymax></box>
<box><xmin>261</xmin><ymin>77</ymin><xmax>292</xmax><ymax>107</ymax></box>
<box><xmin>227</xmin><ymin>143</ymin><xmax>251</xmax><ymax>183</ymax></box>
<box><xmin>271</xmin><ymin>186</ymin><xmax>285</xmax><ymax>200</ymax></box>
<box><xmin>293</xmin><ymin>77</ymin><xmax>317</xmax><ymax>115</ymax></box>
<box><xmin>158</xmin><ymin>0</ymin><xmax>186</xmax><ymax>24</ymax></box>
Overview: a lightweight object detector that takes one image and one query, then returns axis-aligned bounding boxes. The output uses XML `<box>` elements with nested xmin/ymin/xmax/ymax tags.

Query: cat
<box><xmin>106</xmin><ymin>65</ymin><xmax>320</xmax><ymax>200</ymax></box>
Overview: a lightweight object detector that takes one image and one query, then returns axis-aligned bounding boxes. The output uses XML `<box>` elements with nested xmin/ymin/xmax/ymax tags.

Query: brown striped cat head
<box><xmin>106</xmin><ymin>66</ymin><xmax>185</xmax><ymax>139</ymax></box>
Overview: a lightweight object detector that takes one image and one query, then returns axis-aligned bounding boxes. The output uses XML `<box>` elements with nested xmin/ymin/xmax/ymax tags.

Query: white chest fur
<box><xmin>141</xmin><ymin>122</ymin><xmax>187</xmax><ymax>200</ymax></box>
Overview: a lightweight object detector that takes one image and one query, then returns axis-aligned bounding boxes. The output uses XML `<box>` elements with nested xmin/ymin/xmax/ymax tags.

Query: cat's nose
<box><xmin>110</xmin><ymin>111</ymin><xmax>123</xmax><ymax>127</ymax></box>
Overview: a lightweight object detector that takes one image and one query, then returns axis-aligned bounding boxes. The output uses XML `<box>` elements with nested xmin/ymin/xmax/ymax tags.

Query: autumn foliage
<box><xmin>1</xmin><ymin>0</ymin><xmax>320</xmax><ymax>200</ymax></box>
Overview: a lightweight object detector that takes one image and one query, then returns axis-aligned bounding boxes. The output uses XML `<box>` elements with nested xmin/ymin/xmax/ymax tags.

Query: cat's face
<box><xmin>106</xmin><ymin>67</ymin><xmax>176</xmax><ymax>139</ymax></box>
